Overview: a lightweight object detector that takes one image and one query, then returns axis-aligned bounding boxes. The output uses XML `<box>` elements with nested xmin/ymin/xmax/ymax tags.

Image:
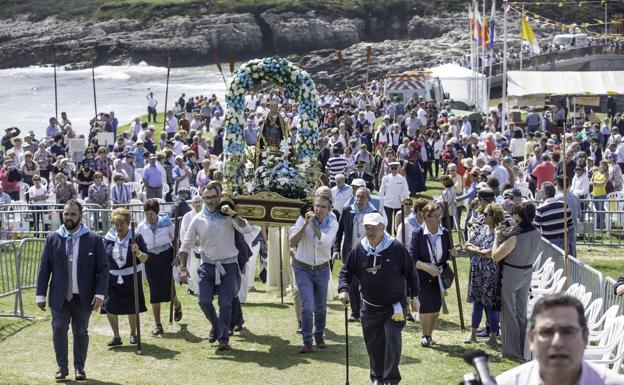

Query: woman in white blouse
<box><xmin>136</xmin><ymin>199</ymin><xmax>183</xmax><ymax>336</ymax></box>
<box><xmin>570</xmin><ymin>165</ymin><xmax>590</xmax><ymax>199</ymax></box>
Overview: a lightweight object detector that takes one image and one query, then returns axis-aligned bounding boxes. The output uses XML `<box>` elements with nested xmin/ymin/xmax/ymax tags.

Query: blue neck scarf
<box><xmin>360</xmin><ymin>232</ymin><xmax>394</xmax><ymax>257</ymax></box>
<box><xmin>351</xmin><ymin>201</ymin><xmax>376</xmax><ymax>216</ymax></box>
<box><xmin>56</xmin><ymin>223</ymin><xmax>90</xmax><ymax>240</ymax></box>
<box><xmin>313</xmin><ymin>215</ymin><xmax>333</xmax><ymax>230</ymax></box>
<box><xmin>104</xmin><ymin>227</ymin><xmax>132</xmax><ymax>244</ymax></box>
<box><xmin>147</xmin><ymin>214</ymin><xmax>172</xmax><ymax>231</ymax></box>
<box><xmin>337</xmin><ymin>184</ymin><xmax>350</xmax><ymax>194</ymax></box>
<box><xmin>202</xmin><ymin>206</ymin><xmax>224</xmax><ymax>220</ymax></box>
<box><xmin>407</xmin><ymin>214</ymin><xmax>421</xmax><ymax>229</ymax></box>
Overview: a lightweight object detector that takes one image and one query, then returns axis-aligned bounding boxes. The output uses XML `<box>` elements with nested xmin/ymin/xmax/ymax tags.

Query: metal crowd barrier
<box><xmin>577</xmin><ymin>198</ymin><xmax>624</xmax><ymax>247</ymax></box>
<box><xmin>0</xmin><ymin>241</ymin><xmax>20</xmax><ymax>317</ymax></box>
<box><xmin>538</xmin><ymin>237</ymin><xmax>624</xmax><ymax>319</ymax></box>
<box><xmin>604</xmin><ymin>277</ymin><xmax>624</xmax><ymax>317</ymax></box>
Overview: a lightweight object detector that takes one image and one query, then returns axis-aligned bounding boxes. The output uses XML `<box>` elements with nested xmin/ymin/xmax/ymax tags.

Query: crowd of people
<box><xmin>4</xmin><ymin>82</ymin><xmax>624</xmax><ymax>384</ymax></box>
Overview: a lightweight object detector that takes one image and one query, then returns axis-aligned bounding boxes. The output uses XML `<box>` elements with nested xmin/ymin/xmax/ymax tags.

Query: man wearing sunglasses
<box><xmin>379</xmin><ymin>161</ymin><xmax>409</xmax><ymax>232</ymax></box>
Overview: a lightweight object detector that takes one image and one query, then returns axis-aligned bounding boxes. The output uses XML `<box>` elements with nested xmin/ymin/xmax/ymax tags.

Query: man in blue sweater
<box><xmin>338</xmin><ymin>212</ymin><xmax>419</xmax><ymax>385</ymax></box>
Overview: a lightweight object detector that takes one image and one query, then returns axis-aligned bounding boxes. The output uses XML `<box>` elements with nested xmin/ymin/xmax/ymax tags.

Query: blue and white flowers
<box><xmin>223</xmin><ymin>57</ymin><xmax>320</xmax><ymax>196</ymax></box>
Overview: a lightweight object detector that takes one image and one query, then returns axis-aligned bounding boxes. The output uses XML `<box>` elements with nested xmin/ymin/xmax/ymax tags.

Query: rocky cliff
<box><xmin>0</xmin><ymin>7</ymin><xmax>552</xmax><ymax>88</ymax></box>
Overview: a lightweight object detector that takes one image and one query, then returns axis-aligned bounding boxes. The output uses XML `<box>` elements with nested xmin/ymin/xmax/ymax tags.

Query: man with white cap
<box><xmin>331</xmin><ymin>174</ymin><xmax>352</xmax><ymax>220</ymax></box>
<box><xmin>339</xmin><ymin>211</ymin><xmax>419</xmax><ymax>385</ymax></box>
<box><xmin>379</xmin><ymin>161</ymin><xmax>410</xmax><ymax>232</ymax></box>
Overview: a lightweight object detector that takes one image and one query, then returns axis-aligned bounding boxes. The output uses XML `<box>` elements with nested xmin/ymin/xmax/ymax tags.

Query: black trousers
<box><xmin>50</xmin><ymin>295</ymin><xmax>92</xmax><ymax>371</ymax></box>
<box><xmin>384</xmin><ymin>206</ymin><xmax>400</xmax><ymax>234</ymax></box>
<box><xmin>361</xmin><ymin>301</ymin><xmax>405</xmax><ymax>385</ymax></box>
<box><xmin>348</xmin><ymin>276</ymin><xmax>362</xmax><ymax>319</ymax></box>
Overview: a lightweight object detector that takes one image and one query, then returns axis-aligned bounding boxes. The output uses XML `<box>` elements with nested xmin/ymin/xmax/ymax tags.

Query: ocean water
<box><xmin>0</xmin><ymin>62</ymin><xmax>228</xmax><ymax>139</ymax></box>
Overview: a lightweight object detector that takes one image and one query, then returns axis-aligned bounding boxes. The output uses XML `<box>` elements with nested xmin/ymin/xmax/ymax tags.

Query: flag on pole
<box><xmin>521</xmin><ymin>12</ymin><xmax>541</xmax><ymax>54</ymax></box>
<box><xmin>366</xmin><ymin>46</ymin><xmax>372</xmax><ymax>65</ymax></box>
<box><xmin>488</xmin><ymin>1</ymin><xmax>496</xmax><ymax>50</ymax></box>
<box><xmin>473</xmin><ymin>1</ymin><xmax>483</xmax><ymax>45</ymax></box>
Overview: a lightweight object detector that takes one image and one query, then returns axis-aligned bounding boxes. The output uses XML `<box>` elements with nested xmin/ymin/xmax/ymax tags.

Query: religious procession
<box><xmin>2</xmin><ymin>1</ymin><xmax>624</xmax><ymax>385</ymax></box>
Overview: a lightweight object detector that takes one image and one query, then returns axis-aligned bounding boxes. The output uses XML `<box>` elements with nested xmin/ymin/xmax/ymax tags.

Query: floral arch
<box><xmin>222</xmin><ymin>57</ymin><xmax>320</xmax><ymax>198</ymax></box>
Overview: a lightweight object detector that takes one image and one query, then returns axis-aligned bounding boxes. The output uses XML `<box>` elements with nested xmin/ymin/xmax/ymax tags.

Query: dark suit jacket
<box><xmin>36</xmin><ymin>231</ymin><xmax>109</xmax><ymax>311</ymax></box>
<box><xmin>408</xmin><ymin>227</ymin><xmax>450</xmax><ymax>285</ymax></box>
<box><xmin>334</xmin><ymin>205</ymin><xmax>357</xmax><ymax>262</ymax></box>
<box><xmin>346</xmin><ymin>171</ymin><xmax>375</xmax><ymax>191</ymax></box>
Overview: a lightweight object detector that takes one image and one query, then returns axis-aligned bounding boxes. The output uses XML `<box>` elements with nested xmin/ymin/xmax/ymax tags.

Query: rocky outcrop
<box><xmin>0</xmin><ymin>14</ymin><xmax>264</xmax><ymax>68</ymax></box>
<box><xmin>260</xmin><ymin>11</ymin><xmax>364</xmax><ymax>53</ymax></box>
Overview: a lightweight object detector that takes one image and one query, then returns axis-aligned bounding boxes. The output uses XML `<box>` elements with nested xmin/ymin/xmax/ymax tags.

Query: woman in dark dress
<box><xmin>136</xmin><ymin>198</ymin><xmax>183</xmax><ymax>336</ymax></box>
<box><xmin>405</xmin><ymin>140</ymin><xmax>427</xmax><ymax>195</ymax></box>
<box><xmin>409</xmin><ymin>202</ymin><xmax>458</xmax><ymax>346</ymax></box>
<box><xmin>463</xmin><ymin>203</ymin><xmax>505</xmax><ymax>347</ymax></box>
<box><xmin>103</xmin><ymin>208</ymin><xmax>149</xmax><ymax>346</ymax></box>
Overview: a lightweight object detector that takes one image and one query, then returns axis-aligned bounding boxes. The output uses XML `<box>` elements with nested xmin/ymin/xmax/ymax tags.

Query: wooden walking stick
<box><xmin>169</xmin><ymin>202</ymin><xmax>180</xmax><ymax>326</ymax></box>
<box><xmin>344</xmin><ymin>305</ymin><xmax>350</xmax><ymax>385</ymax></box>
<box><xmin>162</xmin><ymin>56</ymin><xmax>171</xmax><ymax>132</ymax></box>
<box><xmin>444</xmin><ymin>202</ymin><xmax>465</xmax><ymax>331</ymax></box>
<box><xmin>130</xmin><ymin>222</ymin><xmax>143</xmax><ymax>355</ymax></box>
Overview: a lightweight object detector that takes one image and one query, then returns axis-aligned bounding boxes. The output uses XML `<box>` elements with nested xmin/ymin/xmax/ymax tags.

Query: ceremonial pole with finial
<box><xmin>162</xmin><ymin>56</ymin><xmax>171</xmax><ymax>133</ymax></box>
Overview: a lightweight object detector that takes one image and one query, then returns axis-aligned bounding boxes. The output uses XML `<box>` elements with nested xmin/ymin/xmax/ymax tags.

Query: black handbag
<box><xmin>440</xmin><ymin>263</ymin><xmax>455</xmax><ymax>289</ymax></box>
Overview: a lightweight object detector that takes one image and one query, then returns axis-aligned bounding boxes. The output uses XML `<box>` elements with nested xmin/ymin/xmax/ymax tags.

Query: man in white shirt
<box><xmin>460</xmin><ymin>115</ymin><xmax>473</xmax><ymax>137</ymax></box>
<box><xmin>330</xmin><ymin>174</ymin><xmax>353</xmax><ymax>216</ymax></box>
<box><xmin>417</xmin><ymin>103</ymin><xmax>428</xmax><ymax>127</ymax></box>
<box><xmin>490</xmin><ymin>159</ymin><xmax>509</xmax><ymax>186</ymax></box>
<box><xmin>173</xmin><ymin>155</ymin><xmax>191</xmax><ymax>193</ymax></box>
<box><xmin>209</xmin><ymin>111</ymin><xmax>224</xmax><ymax>137</ymax></box>
<box><xmin>497</xmin><ymin>294</ymin><xmax>624</xmax><ymax>385</ymax></box>
<box><xmin>146</xmin><ymin>92</ymin><xmax>158</xmax><ymax>123</ymax></box>
<box><xmin>288</xmin><ymin>195</ymin><xmax>339</xmax><ymax>353</ymax></box>
<box><xmin>178</xmin><ymin>184</ymin><xmax>252</xmax><ymax>350</ymax></box>
<box><xmin>379</xmin><ymin>161</ymin><xmax>410</xmax><ymax>231</ymax></box>
<box><xmin>165</xmin><ymin>110</ymin><xmax>177</xmax><ymax>140</ymax></box>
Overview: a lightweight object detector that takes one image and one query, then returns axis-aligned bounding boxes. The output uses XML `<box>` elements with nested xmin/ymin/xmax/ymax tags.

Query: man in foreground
<box><xmin>497</xmin><ymin>294</ymin><xmax>624</xmax><ymax>385</ymax></box>
<box><xmin>35</xmin><ymin>200</ymin><xmax>109</xmax><ymax>381</ymax></box>
<box><xmin>338</xmin><ymin>212</ymin><xmax>419</xmax><ymax>385</ymax></box>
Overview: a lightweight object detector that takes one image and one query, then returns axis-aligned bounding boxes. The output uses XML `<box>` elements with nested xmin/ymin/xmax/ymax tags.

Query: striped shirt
<box><xmin>326</xmin><ymin>156</ymin><xmax>348</xmax><ymax>184</ymax></box>
<box><xmin>535</xmin><ymin>197</ymin><xmax>573</xmax><ymax>241</ymax></box>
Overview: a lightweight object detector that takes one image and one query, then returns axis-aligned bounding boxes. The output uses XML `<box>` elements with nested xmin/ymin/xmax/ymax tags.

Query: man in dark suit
<box><xmin>347</xmin><ymin>160</ymin><xmax>375</xmax><ymax>191</ymax></box>
<box><xmin>36</xmin><ymin>200</ymin><xmax>109</xmax><ymax>381</ymax></box>
<box><xmin>333</xmin><ymin>187</ymin><xmax>378</xmax><ymax>322</ymax></box>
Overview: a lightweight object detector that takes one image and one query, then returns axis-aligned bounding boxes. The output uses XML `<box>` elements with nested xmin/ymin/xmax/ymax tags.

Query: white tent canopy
<box><xmin>429</xmin><ymin>63</ymin><xmax>487</xmax><ymax>111</ymax></box>
<box><xmin>507</xmin><ymin>71</ymin><xmax>624</xmax><ymax>97</ymax></box>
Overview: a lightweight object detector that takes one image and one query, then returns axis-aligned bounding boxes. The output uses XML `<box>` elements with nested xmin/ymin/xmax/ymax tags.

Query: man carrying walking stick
<box><xmin>338</xmin><ymin>212</ymin><xmax>419</xmax><ymax>385</ymax></box>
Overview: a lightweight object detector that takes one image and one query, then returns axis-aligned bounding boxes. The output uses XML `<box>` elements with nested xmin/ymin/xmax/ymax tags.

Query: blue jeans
<box><xmin>593</xmin><ymin>195</ymin><xmax>606</xmax><ymax>230</ymax></box>
<box><xmin>294</xmin><ymin>265</ymin><xmax>330</xmax><ymax>344</ymax></box>
<box><xmin>471</xmin><ymin>302</ymin><xmax>499</xmax><ymax>334</ymax></box>
<box><xmin>197</xmin><ymin>262</ymin><xmax>240</xmax><ymax>344</ymax></box>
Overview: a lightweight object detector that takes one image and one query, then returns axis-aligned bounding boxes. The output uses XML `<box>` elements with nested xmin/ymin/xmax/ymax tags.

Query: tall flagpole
<box><xmin>520</xmin><ymin>6</ymin><xmax>524</xmax><ymax>70</ymax></box>
<box><xmin>502</xmin><ymin>1</ymin><xmax>508</xmax><ymax>130</ymax></box>
<box><xmin>162</xmin><ymin>56</ymin><xmax>171</xmax><ymax>133</ymax></box>
<box><xmin>481</xmin><ymin>0</ymin><xmax>486</xmax><ymax>112</ymax></box>
<box><xmin>470</xmin><ymin>3</ymin><xmax>476</xmax><ymax>110</ymax></box>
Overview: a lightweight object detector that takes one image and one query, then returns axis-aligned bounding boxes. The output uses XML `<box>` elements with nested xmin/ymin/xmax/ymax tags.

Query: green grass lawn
<box><xmin>0</xmin><ymin>256</ymin><xmax>521</xmax><ymax>385</ymax></box>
